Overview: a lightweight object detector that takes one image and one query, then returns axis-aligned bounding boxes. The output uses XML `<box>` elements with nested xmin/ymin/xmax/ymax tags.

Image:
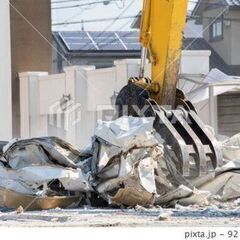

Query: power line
<box><xmin>53</xmin><ymin>15</ymin><xmax>240</xmax><ymax>27</ymax></box>
<box><xmin>68</xmin><ymin>0</ymin><xmax>136</xmax><ymax>50</ymax></box>
<box><xmin>52</xmin><ymin>0</ymin><xmax>121</xmax><ymax>9</ymax></box>
<box><xmin>53</xmin><ymin>13</ymin><xmax>240</xmax><ymax>26</ymax></box>
<box><xmin>56</xmin><ymin>0</ymin><xmax>98</xmax><ymax>24</ymax></box>
<box><xmin>52</xmin><ymin>0</ymin><xmax>86</xmax><ymax>4</ymax></box>
<box><xmin>58</xmin><ymin>8</ymin><xmax>86</xmax><ymax>25</ymax></box>
<box><xmin>52</xmin><ymin>14</ymin><xmax>139</xmax><ymax>25</ymax></box>
<box><xmin>51</xmin><ymin>0</ymin><xmax>228</xmax><ymax>7</ymax></box>
<box><xmin>87</xmin><ymin>17</ymin><xmax>138</xmax><ymax>49</ymax></box>
<box><xmin>52</xmin><ymin>0</ymin><xmax>230</xmax><ymax>11</ymax></box>
<box><xmin>52</xmin><ymin>1</ymin><xmax>238</xmax><ymax>28</ymax></box>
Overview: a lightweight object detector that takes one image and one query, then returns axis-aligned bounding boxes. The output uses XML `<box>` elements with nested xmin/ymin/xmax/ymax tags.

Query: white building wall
<box><xmin>0</xmin><ymin>0</ymin><xmax>12</xmax><ymax>140</ymax></box>
<box><xmin>19</xmin><ymin>51</ymin><xmax>211</xmax><ymax>148</ymax></box>
<box><xmin>181</xmin><ymin>50</ymin><xmax>210</xmax><ymax>75</ymax></box>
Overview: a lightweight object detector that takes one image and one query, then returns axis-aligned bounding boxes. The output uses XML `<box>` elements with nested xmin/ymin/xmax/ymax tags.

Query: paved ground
<box><xmin>1</xmin><ymin>204</ymin><xmax>240</xmax><ymax>227</ymax></box>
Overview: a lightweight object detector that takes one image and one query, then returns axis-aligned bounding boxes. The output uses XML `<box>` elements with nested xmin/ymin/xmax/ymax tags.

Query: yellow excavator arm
<box><xmin>116</xmin><ymin>0</ymin><xmax>223</xmax><ymax>177</ymax></box>
<box><xmin>139</xmin><ymin>0</ymin><xmax>188</xmax><ymax>106</ymax></box>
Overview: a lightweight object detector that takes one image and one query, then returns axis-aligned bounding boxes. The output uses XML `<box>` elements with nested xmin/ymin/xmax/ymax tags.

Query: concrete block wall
<box><xmin>19</xmin><ymin>51</ymin><xmax>211</xmax><ymax>148</ymax></box>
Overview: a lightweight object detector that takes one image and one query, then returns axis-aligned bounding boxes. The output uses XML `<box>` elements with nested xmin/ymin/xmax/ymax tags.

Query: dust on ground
<box><xmin>1</xmin><ymin>202</ymin><xmax>240</xmax><ymax>227</ymax></box>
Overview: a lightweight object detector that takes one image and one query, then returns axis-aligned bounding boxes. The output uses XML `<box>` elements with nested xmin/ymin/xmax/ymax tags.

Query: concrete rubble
<box><xmin>1</xmin><ymin>116</ymin><xmax>240</xmax><ymax>210</ymax></box>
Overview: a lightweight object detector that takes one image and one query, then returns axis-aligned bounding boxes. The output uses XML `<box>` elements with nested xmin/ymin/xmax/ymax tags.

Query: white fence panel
<box><xmin>20</xmin><ymin>51</ymin><xmax>211</xmax><ymax>148</ymax></box>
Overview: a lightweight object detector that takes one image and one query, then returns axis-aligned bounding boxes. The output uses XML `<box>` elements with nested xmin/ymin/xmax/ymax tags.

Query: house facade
<box><xmin>193</xmin><ymin>0</ymin><xmax>240</xmax><ymax>74</ymax></box>
<box><xmin>192</xmin><ymin>0</ymin><xmax>240</xmax><ymax>137</ymax></box>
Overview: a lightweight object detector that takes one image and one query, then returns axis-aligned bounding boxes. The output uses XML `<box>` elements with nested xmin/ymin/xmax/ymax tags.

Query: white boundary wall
<box><xmin>19</xmin><ymin>51</ymin><xmax>211</xmax><ymax>148</ymax></box>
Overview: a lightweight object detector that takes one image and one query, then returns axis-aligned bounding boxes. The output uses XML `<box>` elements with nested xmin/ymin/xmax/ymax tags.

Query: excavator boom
<box><xmin>140</xmin><ymin>0</ymin><xmax>188</xmax><ymax>106</ymax></box>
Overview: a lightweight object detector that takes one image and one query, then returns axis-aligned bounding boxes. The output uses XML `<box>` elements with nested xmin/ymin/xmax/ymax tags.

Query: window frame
<box><xmin>210</xmin><ymin>16</ymin><xmax>224</xmax><ymax>42</ymax></box>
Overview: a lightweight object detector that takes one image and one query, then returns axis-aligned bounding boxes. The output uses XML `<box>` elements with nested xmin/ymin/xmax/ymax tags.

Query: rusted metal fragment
<box><xmin>111</xmin><ymin>187</ymin><xmax>155</xmax><ymax>207</ymax></box>
<box><xmin>0</xmin><ymin>187</ymin><xmax>82</xmax><ymax>211</ymax></box>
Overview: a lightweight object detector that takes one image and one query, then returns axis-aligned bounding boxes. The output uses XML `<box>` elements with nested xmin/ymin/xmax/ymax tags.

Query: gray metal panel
<box><xmin>218</xmin><ymin>92</ymin><xmax>240</xmax><ymax>136</ymax></box>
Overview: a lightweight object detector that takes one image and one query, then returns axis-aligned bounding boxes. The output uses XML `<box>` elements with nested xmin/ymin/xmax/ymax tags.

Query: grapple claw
<box><xmin>116</xmin><ymin>82</ymin><xmax>223</xmax><ymax>178</ymax></box>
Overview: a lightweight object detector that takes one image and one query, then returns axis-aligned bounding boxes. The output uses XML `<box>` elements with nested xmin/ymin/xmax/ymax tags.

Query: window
<box><xmin>210</xmin><ymin>18</ymin><xmax>223</xmax><ymax>41</ymax></box>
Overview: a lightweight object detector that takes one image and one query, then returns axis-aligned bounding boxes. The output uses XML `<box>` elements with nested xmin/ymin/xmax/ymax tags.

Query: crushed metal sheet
<box><xmin>223</xmin><ymin>133</ymin><xmax>240</xmax><ymax>161</ymax></box>
<box><xmin>0</xmin><ymin>187</ymin><xmax>82</xmax><ymax>211</ymax></box>
<box><xmin>89</xmin><ymin>117</ymin><xmax>196</xmax><ymax>206</ymax></box>
<box><xmin>2</xmin><ymin>137</ymin><xmax>90</xmax><ymax>169</ymax></box>
<box><xmin>0</xmin><ymin>137</ymin><xmax>90</xmax><ymax>210</ymax></box>
<box><xmin>2</xmin><ymin>117</ymin><xmax>240</xmax><ymax>210</ymax></box>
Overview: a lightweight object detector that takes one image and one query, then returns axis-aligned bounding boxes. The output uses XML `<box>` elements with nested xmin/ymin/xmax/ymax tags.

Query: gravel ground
<box><xmin>1</xmin><ymin>203</ymin><xmax>240</xmax><ymax>227</ymax></box>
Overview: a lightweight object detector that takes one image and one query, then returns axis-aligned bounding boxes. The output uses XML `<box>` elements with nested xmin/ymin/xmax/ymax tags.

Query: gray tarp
<box><xmin>1</xmin><ymin>117</ymin><xmax>240</xmax><ymax>209</ymax></box>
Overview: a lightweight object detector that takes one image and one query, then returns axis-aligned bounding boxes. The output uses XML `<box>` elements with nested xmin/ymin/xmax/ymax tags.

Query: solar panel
<box><xmin>115</xmin><ymin>31</ymin><xmax>139</xmax><ymax>50</ymax></box>
<box><xmin>58</xmin><ymin>31</ymin><xmax>141</xmax><ymax>51</ymax></box>
<box><xmin>117</xmin><ymin>31</ymin><xmax>138</xmax><ymax>38</ymax></box>
<box><xmin>68</xmin><ymin>43</ymin><xmax>96</xmax><ymax>51</ymax></box>
<box><xmin>125</xmin><ymin>44</ymin><xmax>141</xmax><ymax>51</ymax></box>
<box><xmin>97</xmin><ymin>44</ymin><xmax>125</xmax><ymax>50</ymax></box>
<box><xmin>59</xmin><ymin>31</ymin><xmax>97</xmax><ymax>51</ymax></box>
<box><xmin>93</xmin><ymin>38</ymin><xmax>121</xmax><ymax>44</ymax></box>
<box><xmin>60</xmin><ymin>31</ymin><xmax>88</xmax><ymax>38</ymax></box>
<box><xmin>90</xmin><ymin>31</ymin><xmax>116</xmax><ymax>38</ymax></box>
<box><xmin>66</xmin><ymin>38</ymin><xmax>92</xmax><ymax>44</ymax></box>
<box><xmin>121</xmin><ymin>38</ymin><xmax>139</xmax><ymax>44</ymax></box>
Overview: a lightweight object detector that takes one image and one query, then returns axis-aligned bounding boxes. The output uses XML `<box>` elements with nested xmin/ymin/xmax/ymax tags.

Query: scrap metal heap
<box><xmin>0</xmin><ymin>0</ymin><xmax>237</xmax><ymax>211</ymax></box>
<box><xmin>0</xmin><ymin>117</ymin><xmax>240</xmax><ymax>211</ymax></box>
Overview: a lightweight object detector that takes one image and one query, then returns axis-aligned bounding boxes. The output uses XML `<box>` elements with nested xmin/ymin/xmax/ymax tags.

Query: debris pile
<box><xmin>0</xmin><ymin>137</ymin><xmax>90</xmax><ymax>210</ymax></box>
<box><xmin>1</xmin><ymin>116</ymin><xmax>240</xmax><ymax>210</ymax></box>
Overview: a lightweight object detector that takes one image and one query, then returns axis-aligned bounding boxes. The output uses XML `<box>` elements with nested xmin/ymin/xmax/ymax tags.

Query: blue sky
<box><xmin>51</xmin><ymin>0</ymin><xmax>196</xmax><ymax>31</ymax></box>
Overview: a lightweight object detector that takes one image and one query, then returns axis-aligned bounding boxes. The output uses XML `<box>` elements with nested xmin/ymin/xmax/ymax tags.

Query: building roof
<box><xmin>53</xmin><ymin>31</ymin><xmax>140</xmax><ymax>55</ymax></box>
<box><xmin>53</xmin><ymin>30</ymin><xmax>234</xmax><ymax>74</ymax></box>
<box><xmin>193</xmin><ymin>0</ymin><xmax>240</xmax><ymax>17</ymax></box>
